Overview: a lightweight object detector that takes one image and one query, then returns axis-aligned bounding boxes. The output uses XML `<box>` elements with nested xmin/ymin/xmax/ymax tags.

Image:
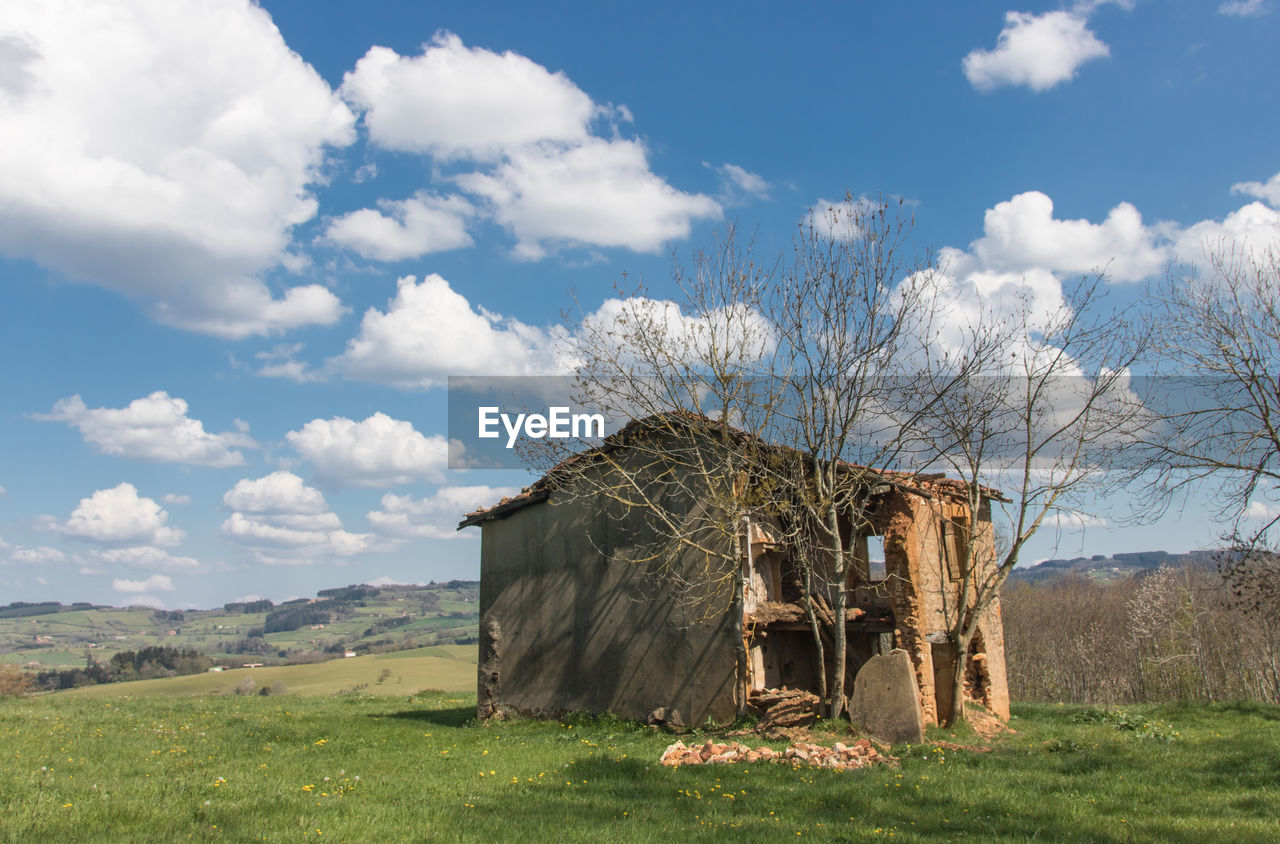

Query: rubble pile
<box><xmin>659</xmin><ymin>738</ymin><xmax>893</xmax><ymax>771</ymax></box>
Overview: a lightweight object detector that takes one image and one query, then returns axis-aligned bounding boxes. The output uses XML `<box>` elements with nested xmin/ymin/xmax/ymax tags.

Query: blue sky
<box><xmin>1</xmin><ymin>0</ymin><xmax>1277</xmax><ymax>609</ymax></box>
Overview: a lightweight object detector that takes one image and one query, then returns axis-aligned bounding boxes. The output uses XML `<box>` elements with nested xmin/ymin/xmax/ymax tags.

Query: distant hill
<box><xmin>1008</xmin><ymin>550</ymin><xmax>1220</xmax><ymax>585</ymax></box>
<box><xmin>0</xmin><ymin>581</ymin><xmax>478</xmax><ymax>673</ymax></box>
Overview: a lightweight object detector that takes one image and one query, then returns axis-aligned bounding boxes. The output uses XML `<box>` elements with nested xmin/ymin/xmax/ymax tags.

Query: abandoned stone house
<box><xmin>457</xmin><ymin>414</ymin><xmax>1009</xmax><ymax>728</ymax></box>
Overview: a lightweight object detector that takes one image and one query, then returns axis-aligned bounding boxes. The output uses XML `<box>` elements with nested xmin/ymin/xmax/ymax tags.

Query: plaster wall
<box><xmin>476</xmin><ymin>481</ymin><xmax>738</xmax><ymax>725</ymax></box>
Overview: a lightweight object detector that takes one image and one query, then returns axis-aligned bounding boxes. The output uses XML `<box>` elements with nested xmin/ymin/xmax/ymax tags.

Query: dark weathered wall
<box><xmin>476</xmin><ymin>475</ymin><xmax>738</xmax><ymax>725</ymax></box>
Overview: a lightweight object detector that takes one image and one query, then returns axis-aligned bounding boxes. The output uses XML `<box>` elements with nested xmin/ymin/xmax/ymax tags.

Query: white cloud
<box><xmin>908</xmin><ymin>179</ymin><xmax>1276</xmax><ymax>362</ymax></box>
<box><xmin>1231</xmin><ymin>171</ymin><xmax>1280</xmax><ymax>207</ymax></box>
<box><xmin>367</xmin><ymin>485</ymin><xmax>519</xmax><ymax>539</ymax></box>
<box><xmin>2</xmin><ymin>544</ymin><xmax>67</xmax><ymax>566</ymax></box>
<box><xmin>113</xmin><ymin>574</ymin><xmax>174</xmax><ymax>593</ymax></box>
<box><xmin>340</xmin><ymin>33</ymin><xmax>595</xmax><ymax>160</ymax></box>
<box><xmin>253</xmin><ymin>343</ymin><xmax>323</xmax><ymax>383</ymax></box>
<box><xmin>714</xmin><ymin>163</ymin><xmax>771</xmax><ymax>202</ymax></box>
<box><xmin>963</xmin><ymin>11</ymin><xmax>1110</xmax><ymax>92</ymax></box>
<box><xmin>1246</xmin><ymin>499</ymin><xmax>1278</xmax><ymax>520</ymax></box>
<box><xmin>322</xmin><ymin>192</ymin><xmax>475</xmax><ymax>261</ymax></box>
<box><xmin>334</xmin><ymin>274</ymin><xmax>571</xmax><ymax>388</ymax></box>
<box><xmin>456</xmin><ymin>138</ymin><xmax>721</xmax><ymax>259</ymax></box>
<box><xmin>82</xmin><ymin>546</ymin><xmax>202</xmax><ymax>573</ymax></box>
<box><xmin>1219</xmin><ymin>0</ymin><xmax>1269</xmax><ymax>17</ymax></box>
<box><xmin>35</xmin><ymin>392</ymin><xmax>254</xmax><ymax>467</ymax></box>
<box><xmin>0</xmin><ymin>485</ymin><xmax>5</xmax><ymax>495</ymax></box>
<box><xmin>969</xmin><ymin>191</ymin><xmax>1167</xmax><ymax>282</ymax></box>
<box><xmin>223</xmin><ymin>471</ymin><xmax>328</xmax><ymax>515</ymax></box>
<box><xmin>805</xmin><ymin>196</ymin><xmax>883</xmax><ymax>242</ymax></box>
<box><xmin>220</xmin><ymin>471</ymin><xmax>393</xmax><ymax>564</ymax></box>
<box><xmin>54</xmin><ymin>483</ymin><xmax>184</xmax><ymax>547</ymax></box>
<box><xmin>340</xmin><ymin>32</ymin><xmax>718</xmax><ymax>259</ymax></box>
<box><xmin>286</xmin><ymin>413</ymin><xmax>449</xmax><ymax>487</ymax></box>
<box><xmin>1168</xmin><ymin>201</ymin><xmax>1280</xmax><ymax>266</ymax></box>
<box><xmin>162</xmin><ymin>494</ymin><xmax>191</xmax><ymax>505</ymax></box>
<box><xmin>580</xmin><ymin>296</ymin><xmax>777</xmax><ymax>367</ymax></box>
<box><xmin>0</xmin><ymin>1</ymin><xmax>354</xmax><ymax>337</ymax></box>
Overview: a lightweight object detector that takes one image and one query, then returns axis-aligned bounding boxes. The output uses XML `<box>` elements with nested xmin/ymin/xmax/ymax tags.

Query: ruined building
<box><xmin>458</xmin><ymin>414</ymin><xmax>1009</xmax><ymax>728</ymax></box>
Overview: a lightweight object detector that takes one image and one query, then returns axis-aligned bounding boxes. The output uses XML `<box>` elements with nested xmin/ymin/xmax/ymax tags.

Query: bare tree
<box><xmin>534</xmin><ymin>197</ymin><xmax>945</xmax><ymax>720</ymax></box>
<box><xmin>538</xmin><ymin>226</ymin><xmax>784</xmax><ymax>714</ymax></box>
<box><xmin>1136</xmin><ymin>235</ymin><xmax>1280</xmax><ymax>614</ymax></box>
<box><xmin>766</xmin><ymin>195</ymin><xmax>940</xmax><ymax>719</ymax></box>
<box><xmin>907</xmin><ymin>276</ymin><xmax>1145</xmax><ymax>725</ymax></box>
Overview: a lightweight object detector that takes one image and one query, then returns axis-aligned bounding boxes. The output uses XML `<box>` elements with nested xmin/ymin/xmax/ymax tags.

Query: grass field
<box><xmin>2</xmin><ymin>685</ymin><xmax>1277</xmax><ymax>842</ymax></box>
<box><xmin>57</xmin><ymin>646</ymin><xmax>477</xmax><ymax>700</ymax></box>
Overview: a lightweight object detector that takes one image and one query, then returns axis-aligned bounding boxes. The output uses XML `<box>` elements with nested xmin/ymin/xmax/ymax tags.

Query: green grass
<box><xmin>58</xmin><ymin>649</ymin><xmax>476</xmax><ymax>700</ymax></box>
<box><xmin>1</xmin><ymin>694</ymin><xmax>1277</xmax><ymax>842</ymax></box>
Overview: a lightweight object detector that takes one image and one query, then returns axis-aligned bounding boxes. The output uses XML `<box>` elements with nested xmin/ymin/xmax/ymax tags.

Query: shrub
<box><xmin>0</xmin><ymin>664</ymin><xmax>33</xmax><ymax>698</ymax></box>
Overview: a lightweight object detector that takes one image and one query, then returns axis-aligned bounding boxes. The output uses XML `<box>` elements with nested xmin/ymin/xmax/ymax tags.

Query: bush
<box><xmin>0</xmin><ymin>664</ymin><xmax>33</xmax><ymax>697</ymax></box>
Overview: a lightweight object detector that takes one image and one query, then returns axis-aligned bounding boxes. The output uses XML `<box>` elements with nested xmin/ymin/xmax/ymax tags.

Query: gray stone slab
<box><xmin>850</xmin><ymin>649</ymin><xmax>925</xmax><ymax>744</ymax></box>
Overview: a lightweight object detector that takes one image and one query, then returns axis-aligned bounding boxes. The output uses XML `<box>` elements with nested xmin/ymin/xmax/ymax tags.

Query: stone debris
<box><xmin>659</xmin><ymin>738</ymin><xmax>894</xmax><ymax>771</ymax></box>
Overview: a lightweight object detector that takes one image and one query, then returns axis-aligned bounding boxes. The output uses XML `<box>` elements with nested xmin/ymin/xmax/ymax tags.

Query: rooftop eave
<box><xmin>456</xmin><ymin>489</ymin><xmax>551</xmax><ymax>530</ymax></box>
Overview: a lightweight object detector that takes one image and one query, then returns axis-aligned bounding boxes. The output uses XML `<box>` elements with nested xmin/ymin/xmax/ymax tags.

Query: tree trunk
<box><xmin>732</xmin><ymin>528</ymin><xmax>748</xmax><ymax>718</ymax></box>
<box><xmin>801</xmin><ymin>564</ymin><xmax>829</xmax><ymax>705</ymax></box>
<box><xmin>947</xmin><ymin>629</ymin><xmax>972</xmax><ymax>727</ymax></box>
<box><xmin>827</xmin><ymin>504</ymin><xmax>848</xmax><ymax>720</ymax></box>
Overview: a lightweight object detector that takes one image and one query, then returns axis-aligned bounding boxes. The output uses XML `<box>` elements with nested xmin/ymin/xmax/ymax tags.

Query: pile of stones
<box><xmin>659</xmin><ymin>738</ymin><xmax>893</xmax><ymax>771</ymax></box>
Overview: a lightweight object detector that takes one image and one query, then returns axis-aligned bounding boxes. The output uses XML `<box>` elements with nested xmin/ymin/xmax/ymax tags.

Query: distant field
<box><xmin>60</xmin><ymin>646</ymin><xmax>477</xmax><ymax>699</ymax></box>
<box><xmin>2</xmin><ymin>693</ymin><xmax>1278</xmax><ymax>842</ymax></box>
<box><xmin>0</xmin><ymin>583</ymin><xmax>479</xmax><ymax>671</ymax></box>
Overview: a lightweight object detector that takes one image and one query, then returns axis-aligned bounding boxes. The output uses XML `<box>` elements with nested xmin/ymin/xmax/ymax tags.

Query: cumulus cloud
<box><xmin>223</xmin><ymin>471</ymin><xmax>328</xmax><ymax>515</ymax></box>
<box><xmin>0</xmin><ymin>1</ymin><xmax>354</xmax><ymax>337</ymax></box>
<box><xmin>804</xmin><ymin>196</ymin><xmax>886</xmax><ymax>242</ymax></box>
<box><xmin>113</xmin><ymin>574</ymin><xmax>175</xmax><ymax>593</ymax></box>
<box><xmin>285</xmin><ymin>413</ymin><xmax>449</xmax><ymax>487</ymax></box>
<box><xmin>963</xmin><ymin>11</ymin><xmax>1110</xmax><ymax>92</ymax></box>
<box><xmin>162</xmin><ymin>494</ymin><xmax>191</xmax><ymax>505</ymax></box>
<box><xmin>329</xmin><ymin>272</ymin><xmax>777</xmax><ymax>390</ymax></box>
<box><xmin>2</xmin><ymin>543</ymin><xmax>67</xmax><ymax>566</ymax></box>
<box><xmin>53</xmin><ymin>483</ymin><xmax>184</xmax><ymax>547</ymax></box>
<box><xmin>908</xmin><ymin>175</ymin><xmax>1278</xmax><ymax>360</ymax></box>
<box><xmin>322</xmin><ymin>192</ymin><xmax>475</xmax><ymax>261</ymax></box>
<box><xmin>580</xmin><ymin>296</ymin><xmax>777</xmax><ymax>368</ymax></box>
<box><xmin>968</xmin><ymin>192</ymin><xmax>1167</xmax><ymax>282</ymax></box>
<box><xmin>1168</xmin><ymin>201</ymin><xmax>1280</xmax><ymax>266</ymax></box>
<box><xmin>35</xmin><ymin>392</ymin><xmax>254</xmax><ymax>467</ymax></box>
<box><xmin>221</xmin><ymin>471</ymin><xmax>393</xmax><ymax>564</ymax></box>
<box><xmin>337</xmin><ymin>32</ymin><xmax>718</xmax><ymax>260</ymax></box>
<box><xmin>1231</xmin><ymin>171</ymin><xmax>1280</xmax><ymax>207</ymax></box>
<box><xmin>367</xmin><ymin>485</ymin><xmax>520</xmax><ymax>539</ymax></box>
<box><xmin>340</xmin><ymin>33</ymin><xmax>595</xmax><ymax>160</ymax></box>
<box><xmin>333</xmin><ymin>274</ymin><xmax>571</xmax><ymax>388</ymax></box>
<box><xmin>456</xmin><ymin>138</ymin><xmax>721</xmax><ymax>259</ymax></box>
